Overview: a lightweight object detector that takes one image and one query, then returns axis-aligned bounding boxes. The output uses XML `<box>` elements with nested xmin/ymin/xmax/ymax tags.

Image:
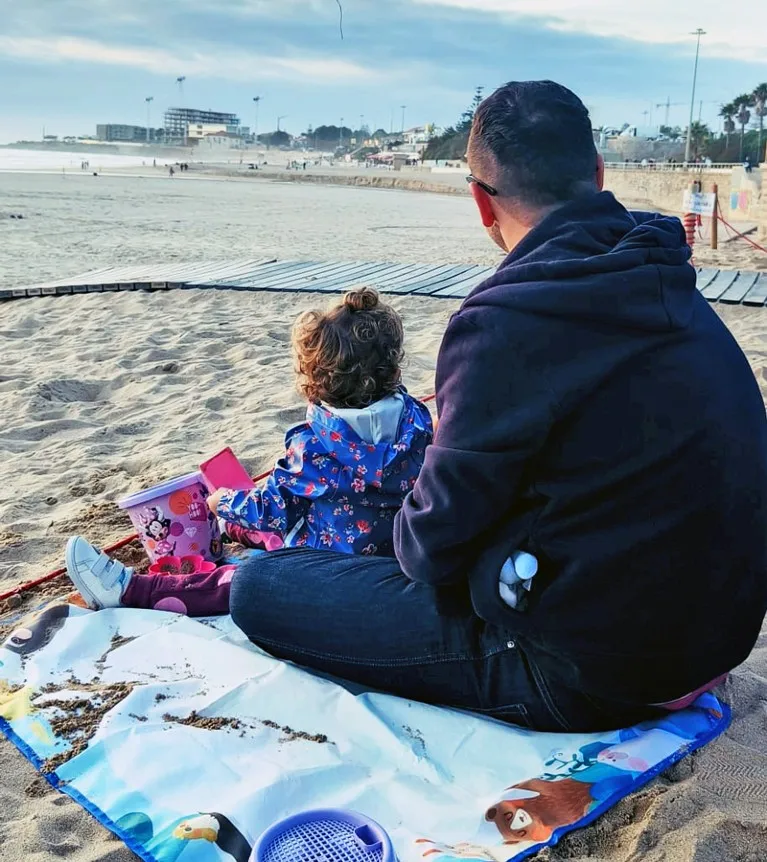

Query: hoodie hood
<box><xmin>322</xmin><ymin>393</ymin><xmax>405</xmax><ymax>445</ymax></box>
<box><xmin>306</xmin><ymin>389</ymin><xmax>433</xmax><ymax>487</ymax></box>
<box><xmin>465</xmin><ymin>191</ymin><xmax>696</xmax><ymax>332</ymax></box>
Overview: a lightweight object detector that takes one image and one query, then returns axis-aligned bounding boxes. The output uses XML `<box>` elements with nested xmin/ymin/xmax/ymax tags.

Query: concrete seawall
<box><xmin>604</xmin><ymin>169</ymin><xmax>733</xmax><ymax>214</ymax></box>
<box><xmin>604</xmin><ymin>167</ymin><xmax>766</xmax><ymax>236</ymax></box>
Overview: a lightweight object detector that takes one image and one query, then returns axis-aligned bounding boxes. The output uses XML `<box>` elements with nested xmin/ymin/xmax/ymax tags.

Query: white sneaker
<box><xmin>65</xmin><ymin>536</ymin><xmax>133</xmax><ymax>609</ymax></box>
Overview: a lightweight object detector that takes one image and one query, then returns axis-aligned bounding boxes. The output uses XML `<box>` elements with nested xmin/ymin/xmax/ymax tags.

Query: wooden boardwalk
<box><xmin>4</xmin><ymin>260</ymin><xmax>767</xmax><ymax>306</ymax></box>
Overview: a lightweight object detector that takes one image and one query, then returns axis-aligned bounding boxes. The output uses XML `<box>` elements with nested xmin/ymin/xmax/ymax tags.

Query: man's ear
<box><xmin>470</xmin><ymin>182</ymin><xmax>497</xmax><ymax>228</ymax></box>
<box><xmin>596</xmin><ymin>153</ymin><xmax>605</xmax><ymax>191</ymax></box>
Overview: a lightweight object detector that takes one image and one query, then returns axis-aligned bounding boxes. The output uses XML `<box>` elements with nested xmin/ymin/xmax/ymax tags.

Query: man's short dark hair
<box><xmin>469</xmin><ymin>80</ymin><xmax>598</xmax><ymax>208</ymax></box>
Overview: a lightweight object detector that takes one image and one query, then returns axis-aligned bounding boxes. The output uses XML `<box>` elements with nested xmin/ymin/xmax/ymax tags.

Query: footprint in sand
<box><xmin>275</xmin><ymin>406</ymin><xmax>306</xmax><ymax>425</ymax></box>
<box><xmin>203</xmin><ymin>396</ymin><xmax>229</xmax><ymax>412</ymax></box>
<box><xmin>35</xmin><ymin>379</ymin><xmax>104</xmax><ymax>404</ymax></box>
<box><xmin>0</xmin><ymin>418</ymin><xmax>100</xmax><ymax>443</ymax></box>
<box><xmin>114</xmin><ymin>421</ymin><xmax>152</xmax><ymax>436</ymax></box>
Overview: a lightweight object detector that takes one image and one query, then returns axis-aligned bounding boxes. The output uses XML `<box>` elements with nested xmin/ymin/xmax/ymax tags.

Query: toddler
<box><xmin>65</xmin><ymin>287</ymin><xmax>433</xmax><ymax>616</ymax></box>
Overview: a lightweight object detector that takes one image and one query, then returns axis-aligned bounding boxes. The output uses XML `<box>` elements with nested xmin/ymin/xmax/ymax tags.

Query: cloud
<box><xmin>412</xmin><ymin>0</ymin><xmax>767</xmax><ymax>63</ymax></box>
<box><xmin>0</xmin><ymin>35</ymin><xmax>375</xmax><ymax>83</ymax></box>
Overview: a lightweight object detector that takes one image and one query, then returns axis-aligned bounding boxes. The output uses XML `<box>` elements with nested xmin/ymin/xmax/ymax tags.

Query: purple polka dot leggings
<box><xmin>121</xmin><ymin>565</ymin><xmax>236</xmax><ymax>617</ymax></box>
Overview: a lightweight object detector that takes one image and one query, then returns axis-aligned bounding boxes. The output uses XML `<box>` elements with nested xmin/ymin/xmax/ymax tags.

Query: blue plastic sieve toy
<box><xmin>251</xmin><ymin>809</ymin><xmax>399</xmax><ymax>862</ymax></box>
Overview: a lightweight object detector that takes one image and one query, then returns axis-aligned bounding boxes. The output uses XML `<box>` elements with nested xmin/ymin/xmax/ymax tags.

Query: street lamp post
<box><xmin>339</xmin><ymin>118</ymin><xmax>344</xmax><ymax>148</ymax></box>
<box><xmin>685</xmin><ymin>29</ymin><xmax>706</xmax><ymax>163</ymax></box>
<box><xmin>176</xmin><ymin>76</ymin><xmax>186</xmax><ymax>104</ymax></box>
<box><xmin>145</xmin><ymin>96</ymin><xmax>153</xmax><ymax>144</ymax></box>
<box><xmin>400</xmin><ymin>105</ymin><xmax>407</xmax><ymax>134</ymax></box>
<box><xmin>253</xmin><ymin>96</ymin><xmax>261</xmax><ymax>145</ymax></box>
<box><xmin>277</xmin><ymin>115</ymin><xmax>287</xmax><ymax>133</ymax></box>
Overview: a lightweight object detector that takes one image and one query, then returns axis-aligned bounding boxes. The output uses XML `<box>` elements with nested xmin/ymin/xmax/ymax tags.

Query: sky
<box><xmin>2</xmin><ymin>0</ymin><xmax>767</xmax><ymax>143</ymax></box>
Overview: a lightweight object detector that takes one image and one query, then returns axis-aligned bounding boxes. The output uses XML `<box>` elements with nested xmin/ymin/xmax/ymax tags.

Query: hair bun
<box><xmin>343</xmin><ymin>286</ymin><xmax>379</xmax><ymax>312</ymax></box>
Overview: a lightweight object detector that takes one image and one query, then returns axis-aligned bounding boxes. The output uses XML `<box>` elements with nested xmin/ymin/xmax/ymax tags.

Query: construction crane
<box><xmin>656</xmin><ymin>97</ymin><xmax>720</xmax><ymax>129</ymax></box>
<box><xmin>656</xmin><ymin>98</ymin><xmax>685</xmax><ymax>128</ymax></box>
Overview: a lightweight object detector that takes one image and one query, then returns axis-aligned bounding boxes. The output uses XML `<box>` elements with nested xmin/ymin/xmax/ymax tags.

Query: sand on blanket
<box><xmin>0</xmin><ymin>290</ymin><xmax>766</xmax><ymax>862</ymax></box>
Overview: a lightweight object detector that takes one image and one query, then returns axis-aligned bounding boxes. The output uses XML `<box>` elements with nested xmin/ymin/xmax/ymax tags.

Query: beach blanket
<box><xmin>0</xmin><ymin>600</ymin><xmax>728</xmax><ymax>862</ymax></box>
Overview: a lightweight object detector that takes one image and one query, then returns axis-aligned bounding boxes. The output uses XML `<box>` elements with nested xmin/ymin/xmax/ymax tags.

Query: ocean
<box><xmin>0</xmin><ymin>147</ymin><xmax>161</xmax><ymax>172</ymax></box>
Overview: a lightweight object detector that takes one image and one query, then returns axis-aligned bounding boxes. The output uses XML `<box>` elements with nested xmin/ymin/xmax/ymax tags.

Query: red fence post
<box><xmin>683</xmin><ymin>212</ymin><xmax>697</xmax><ymax>253</ymax></box>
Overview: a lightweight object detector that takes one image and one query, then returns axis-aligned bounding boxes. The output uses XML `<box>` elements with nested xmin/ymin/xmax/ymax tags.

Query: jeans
<box><xmin>229</xmin><ymin>547</ymin><xmax>659</xmax><ymax>732</ymax></box>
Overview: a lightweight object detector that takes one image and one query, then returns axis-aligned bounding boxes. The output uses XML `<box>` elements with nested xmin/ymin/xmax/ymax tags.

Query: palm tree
<box><xmin>688</xmin><ymin>122</ymin><xmax>711</xmax><ymax>158</ymax></box>
<box><xmin>733</xmin><ymin>93</ymin><xmax>753</xmax><ymax>161</ymax></box>
<box><xmin>719</xmin><ymin>102</ymin><xmax>736</xmax><ymax>152</ymax></box>
<box><xmin>752</xmin><ymin>83</ymin><xmax>767</xmax><ymax>164</ymax></box>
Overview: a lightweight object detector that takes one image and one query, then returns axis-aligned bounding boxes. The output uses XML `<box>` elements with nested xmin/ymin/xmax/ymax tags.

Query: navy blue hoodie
<box><xmin>394</xmin><ymin>191</ymin><xmax>767</xmax><ymax>705</ymax></box>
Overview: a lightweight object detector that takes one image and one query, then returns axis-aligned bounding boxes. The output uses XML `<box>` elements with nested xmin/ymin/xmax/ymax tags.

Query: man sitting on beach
<box><xmin>236</xmin><ymin>82</ymin><xmax>767</xmax><ymax>730</ymax></box>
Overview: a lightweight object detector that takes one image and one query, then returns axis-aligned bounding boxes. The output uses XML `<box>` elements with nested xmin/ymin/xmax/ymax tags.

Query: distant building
<box><xmin>200</xmin><ymin>131</ymin><xmax>245</xmax><ymax>150</ymax></box>
<box><xmin>378</xmin><ymin>125</ymin><xmax>438</xmax><ymax>155</ymax></box>
<box><xmin>402</xmin><ymin>126</ymin><xmax>433</xmax><ymax>146</ymax></box>
<box><xmin>96</xmin><ymin>124</ymin><xmax>162</xmax><ymax>143</ymax></box>
<box><xmin>164</xmin><ymin>107</ymin><xmax>242</xmax><ymax>145</ymax></box>
<box><xmin>186</xmin><ymin>123</ymin><xmax>250</xmax><ymax>147</ymax></box>
<box><xmin>187</xmin><ymin>122</ymin><xmax>229</xmax><ymax>140</ymax></box>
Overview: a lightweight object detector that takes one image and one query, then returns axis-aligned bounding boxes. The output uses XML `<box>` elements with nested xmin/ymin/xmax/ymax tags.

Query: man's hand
<box><xmin>207</xmin><ymin>487</ymin><xmax>232</xmax><ymax>514</ymax></box>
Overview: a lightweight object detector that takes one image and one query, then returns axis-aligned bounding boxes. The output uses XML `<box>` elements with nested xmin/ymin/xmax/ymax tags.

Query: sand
<box><xmin>0</xmin><ymin>171</ymin><xmax>502</xmax><ymax>290</ymax></box>
<box><xmin>3</xmin><ymin>169</ymin><xmax>766</xmax><ymax>293</ymax></box>
<box><xmin>0</xmin><ymin>287</ymin><xmax>766</xmax><ymax>862</ymax></box>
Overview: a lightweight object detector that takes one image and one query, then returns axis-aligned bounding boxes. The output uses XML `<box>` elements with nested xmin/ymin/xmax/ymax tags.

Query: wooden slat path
<box><xmin>428</xmin><ymin>266</ymin><xmax>492</xmax><ymax>298</ymax></box>
<box><xmin>701</xmin><ymin>270</ymin><xmax>740</xmax><ymax>302</ymax></box>
<box><xmin>3</xmin><ymin>261</ymin><xmax>766</xmax><ymax>307</ymax></box>
<box><xmin>719</xmin><ymin>272</ymin><xmax>761</xmax><ymax>305</ymax></box>
<box><xmin>743</xmin><ymin>274</ymin><xmax>767</xmax><ymax>307</ymax></box>
<box><xmin>695</xmin><ymin>268</ymin><xmax>720</xmax><ymax>292</ymax></box>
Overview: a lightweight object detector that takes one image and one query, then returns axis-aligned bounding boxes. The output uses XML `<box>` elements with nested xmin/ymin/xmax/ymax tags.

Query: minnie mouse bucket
<box><xmin>117</xmin><ymin>472</ymin><xmax>223</xmax><ymax>564</ymax></box>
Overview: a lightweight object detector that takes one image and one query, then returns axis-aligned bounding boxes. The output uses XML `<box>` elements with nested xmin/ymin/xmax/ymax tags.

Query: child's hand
<box><xmin>207</xmin><ymin>488</ymin><xmax>232</xmax><ymax>514</ymax></box>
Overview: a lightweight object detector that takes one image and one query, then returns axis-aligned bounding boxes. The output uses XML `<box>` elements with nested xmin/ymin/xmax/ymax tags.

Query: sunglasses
<box><xmin>465</xmin><ymin>174</ymin><xmax>498</xmax><ymax>196</ymax></box>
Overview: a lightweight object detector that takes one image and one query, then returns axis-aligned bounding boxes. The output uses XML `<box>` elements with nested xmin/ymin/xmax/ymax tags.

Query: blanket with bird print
<box><xmin>0</xmin><ymin>600</ymin><xmax>728</xmax><ymax>862</ymax></box>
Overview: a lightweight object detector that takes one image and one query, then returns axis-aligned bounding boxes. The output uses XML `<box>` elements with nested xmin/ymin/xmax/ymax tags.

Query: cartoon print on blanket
<box><xmin>416</xmin><ymin>695</ymin><xmax>726</xmax><ymax>860</ymax></box>
<box><xmin>1</xmin><ymin>603</ymin><xmax>71</xmax><ymax>659</ymax></box>
<box><xmin>113</xmin><ymin>811</ymin><xmax>252</xmax><ymax>862</ymax></box>
<box><xmin>0</xmin><ymin>602</ymin><xmax>729</xmax><ymax>862</ymax></box>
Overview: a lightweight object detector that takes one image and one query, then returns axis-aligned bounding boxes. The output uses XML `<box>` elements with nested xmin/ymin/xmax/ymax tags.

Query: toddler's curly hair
<box><xmin>292</xmin><ymin>287</ymin><xmax>405</xmax><ymax>409</ymax></box>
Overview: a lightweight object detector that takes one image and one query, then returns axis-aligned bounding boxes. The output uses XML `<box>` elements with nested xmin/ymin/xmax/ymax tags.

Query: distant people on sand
<box><xmin>169</xmin><ymin>166</ymin><xmax>175</xmax><ymax>178</ymax></box>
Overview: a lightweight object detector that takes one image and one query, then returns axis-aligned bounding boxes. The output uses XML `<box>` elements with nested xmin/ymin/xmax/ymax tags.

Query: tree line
<box><xmin>422</xmin><ymin>87</ymin><xmax>484</xmax><ymax>161</ymax></box>
<box><xmin>716</xmin><ymin>84</ymin><xmax>767</xmax><ymax>163</ymax></box>
<box><xmin>255</xmin><ymin>125</ymin><xmax>392</xmax><ymax>150</ymax></box>
<box><xmin>420</xmin><ymin>81</ymin><xmax>767</xmax><ymax>166</ymax></box>
<box><xmin>624</xmin><ymin>84</ymin><xmax>767</xmax><ymax>163</ymax></box>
